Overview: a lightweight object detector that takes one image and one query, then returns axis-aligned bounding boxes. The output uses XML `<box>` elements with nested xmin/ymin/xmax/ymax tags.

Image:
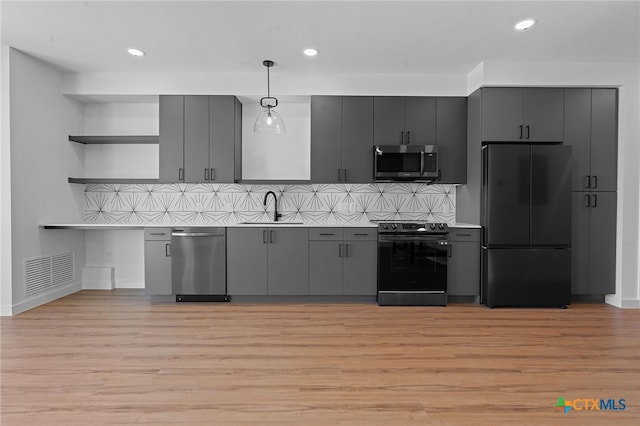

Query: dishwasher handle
<box><xmin>171</xmin><ymin>232</ymin><xmax>225</xmax><ymax>237</ymax></box>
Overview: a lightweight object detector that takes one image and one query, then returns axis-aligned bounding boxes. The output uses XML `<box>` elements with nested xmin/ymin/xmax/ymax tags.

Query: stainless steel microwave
<box><xmin>374</xmin><ymin>145</ymin><xmax>439</xmax><ymax>181</ymax></box>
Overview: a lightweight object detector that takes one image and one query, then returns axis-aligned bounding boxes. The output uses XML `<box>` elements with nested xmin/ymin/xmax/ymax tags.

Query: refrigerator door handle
<box><xmin>525</xmin><ymin>125</ymin><xmax>530</xmax><ymax>139</ymax></box>
<box><xmin>593</xmin><ymin>175</ymin><xmax>598</xmax><ymax>189</ymax></box>
<box><xmin>584</xmin><ymin>194</ymin><xmax>591</xmax><ymax>208</ymax></box>
<box><xmin>519</xmin><ymin>125</ymin><xmax>523</xmax><ymax>139</ymax></box>
<box><xmin>584</xmin><ymin>175</ymin><xmax>591</xmax><ymax>189</ymax></box>
<box><xmin>592</xmin><ymin>194</ymin><xmax>598</xmax><ymax>208</ymax></box>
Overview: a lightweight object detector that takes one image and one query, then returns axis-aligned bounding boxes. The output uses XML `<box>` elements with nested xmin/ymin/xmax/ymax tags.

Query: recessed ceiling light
<box><xmin>514</xmin><ymin>18</ymin><xmax>536</xmax><ymax>31</ymax></box>
<box><xmin>127</xmin><ymin>48</ymin><xmax>146</xmax><ymax>57</ymax></box>
<box><xmin>303</xmin><ymin>48</ymin><xmax>318</xmax><ymax>57</ymax></box>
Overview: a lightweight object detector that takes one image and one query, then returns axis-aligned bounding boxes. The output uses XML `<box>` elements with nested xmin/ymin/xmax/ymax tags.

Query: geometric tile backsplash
<box><xmin>84</xmin><ymin>182</ymin><xmax>456</xmax><ymax>225</ymax></box>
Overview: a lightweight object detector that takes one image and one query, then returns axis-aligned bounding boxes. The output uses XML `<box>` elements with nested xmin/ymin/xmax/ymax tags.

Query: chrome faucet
<box><xmin>263</xmin><ymin>191</ymin><xmax>282</xmax><ymax>222</ymax></box>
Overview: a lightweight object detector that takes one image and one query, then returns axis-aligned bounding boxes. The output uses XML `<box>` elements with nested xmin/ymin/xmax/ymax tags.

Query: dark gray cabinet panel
<box><xmin>267</xmin><ymin>228</ymin><xmax>309</xmax><ymax>295</ymax></box>
<box><xmin>404</xmin><ymin>97</ymin><xmax>436</xmax><ymax>145</ymax></box>
<box><xmin>436</xmin><ymin>97</ymin><xmax>467</xmax><ymax>183</ymax></box>
<box><xmin>571</xmin><ymin>191</ymin><xmax>617</xmax><ymax>295</ymax></box>
<box><xmin>227</xmin><ymin>228</ymin><xmax>269</xmax><ymax>295</ymax></box>
<box><xmin>481</xmin><ymin>88</ymin><xmax>563</xmax><ymax>142</ymax></box>
<box><xmin>209</xmin><ymin>96</ymin><xmax>237</xmax><ymax>183</ymax></box>
<box><xmin>184</xmin><ymin>96</ymin><xmax>210</xmax><ymax>183</ymax></box>
<box><xmin>564</xmin><ymin>88</ymin><xmax>592</xmax><ymax>191</ymax></box>
<box><xmin>309</xmin><ymin>241</ymin><xmax>343</xmax><ymax>295</ymax></box>
<box><xmin>311</xmin><ymin>96</ymin><xmax>342</xmax><ymax>182</ymax></box>
<box><xmin>590</xmin><ymin>89</ymin><xmax>618</xmax><ymax>192</ymax></box>
<box><xmin>373</xmin><ymin>97</ymin><xmax>405</xmax><ymax>145</ymax></box>
<box><xmin>342</xmin><ymin>241</ymin><xmax>377</xmax><ymax>296</ymax></box>
<box><xmin>447</xmin><ymin>241</ymin><xmax>480</xmax><ymax>296</ymax></box>
<box><xmin>144</xmin><ymin>228</ymin><xmax>172</xmax><ymax>296</ymax></box>
<box><xmin>159</xmin><ymin>96</ymin><xmax>184</xmax><ymax>183</ymax></box>
<box><xmin>342</xmin><ymin>97</ymin><xmax>374</xmax><ymax>182</ymax></box>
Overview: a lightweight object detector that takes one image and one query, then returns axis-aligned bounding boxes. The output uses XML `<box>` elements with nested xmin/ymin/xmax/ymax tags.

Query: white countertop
<box><xmin>41</xmin><ymin>222</ymin><xmax>480</xmax><ymax>230</ymax></box>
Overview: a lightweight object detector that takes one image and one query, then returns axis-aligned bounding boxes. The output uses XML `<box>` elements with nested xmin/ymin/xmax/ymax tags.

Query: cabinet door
<box><xmin>267</xmin><ymin>228</ymin><xmax>309</xmax><ymax>295</ymax></box>
<box><xmin>571</xmin><ymin>192</ymin><xmax>591</xmax><ymax>294</ymax></box>
<box><xmin>183</xmin><ymin>96</ymin><xmax>210</xmax><ymax>183</ymax></box>
<box><xmin>436</xmin><ymin>97</ymin><xmax>467</xmax><ymax>183</ymax></box>
<box><xmin>373</xmin><ymin>97</ymin><xmax>405</xmax><ymax>145</ymax></box>
<box><xmin>311</xmin><ymin>96</ymin><xmax>343</xmax><ymax>182</ymax></box>
<box><xmin>227</xmin><ymin>228</ymin><xmax>268</xmax><ymax>295</ymax></box>
<box><xmin>342</xmin><ymin>96</ymin><xmax>374</xmax><ymax>183</ymax></box>
<box><xmin>404</xmin><ymin>97</ymin><xmax>436</xmax><ymax>145</ymax></box>
<box><xmin>233</xmin><ymin>97</ymin><xmax>242</xmax><ymax>182</ymax></box>
<box><xmin>588</xmin><ymin>192</ymin><xmax>616</xmax><ymax>294</ymax></box>
<box><xmin>209</xmin><ymin>96</ymin><xmax>236</xmax><ymax>183</ymax></box>
<box><xmin>144</xmin><ymin>240</ymin><xmax>172</xmax><ymax>295</ymax></box>
<box><xmin>481</xmin><ymin>88</ymin><xmax>523</xmax><ymax>141</ymax></box>
<box><xmin>342</xmin><ymin>241</ymin><xmax>377</xmax><ymax>295</ymax></box>
<box><xmin>590</xmin><ymin>89</ymin><xmax>618</xmax><ymax>192</ymax></box>
<box><xmin>523</xmin><ymin>88</ymin><xmax>564</xmax><ymax>142</ymax></box>
<box><xmin>564</xmin><ymin>89</ymin><xmax>592</xmax><ymax>191</ymax></box>
<box><xmin>309</xmin><ymin>241</ymin><xmax>343</xmax><ymax>295</ymax></box>
<box><xmin>159</xmin><ymin>95</ymin><xmax>184</xmax><ymax>183</ymax></box>
<box><xmin>447</xmin><ymin>241</ymin><xmax>480</xmax><ymax>296</ymax></box>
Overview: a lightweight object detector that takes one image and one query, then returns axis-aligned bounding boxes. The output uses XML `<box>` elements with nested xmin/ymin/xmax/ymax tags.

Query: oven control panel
<box><xmin>377</xmin><ymin>222</ymin><xmax>448</xmax><ymax>233</ymax></box>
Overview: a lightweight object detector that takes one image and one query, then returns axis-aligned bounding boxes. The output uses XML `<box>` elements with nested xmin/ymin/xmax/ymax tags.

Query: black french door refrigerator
<box><xmin>481</xmin><ymin>144</ymin><xmax>572</xmax><ymax>307</ymax></box>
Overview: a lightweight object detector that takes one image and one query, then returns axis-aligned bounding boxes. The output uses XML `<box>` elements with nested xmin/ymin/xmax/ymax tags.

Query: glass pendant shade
<box><xmin>254</xmin><ymin>106</ymin><xmax>286</xmax><ymax>134</ymax></box>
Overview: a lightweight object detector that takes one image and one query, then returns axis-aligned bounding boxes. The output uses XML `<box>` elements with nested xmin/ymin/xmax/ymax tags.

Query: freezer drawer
<box><xmin>171</xmin><ymin>227</ymin><xmax>227</xmax><ymax>299</ymax></box>
<box><xmin>481</xmin><ymin>248</ymin><xmax>570</xmax><ymax>307</ymax></box>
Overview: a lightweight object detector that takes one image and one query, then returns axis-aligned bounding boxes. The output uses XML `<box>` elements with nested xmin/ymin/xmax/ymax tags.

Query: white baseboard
<box><xmin>605</xmin><ymin>294</ymin><xmax>640</xmax><ymax>308</ymax></box>
<box><xmin>7</xmin><ymin>281</ymin><xmax>82</xmax><ymax>316</ymax></box>
<box><xmin>115</xmin><ymin>280</ymin><xmax>145</xmax><ymax>289</ymax></box>
<box><xmin>82</xmin><ymin>267</ymin><xmax>114</xmax><ymax>290</ymax></box>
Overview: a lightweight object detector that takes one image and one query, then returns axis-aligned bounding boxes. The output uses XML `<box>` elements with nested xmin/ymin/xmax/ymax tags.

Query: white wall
<box><xmin>6</xmin><ymin>48</ymin><xmax>86</xmax><ymax>314</ymax></box>
<box><xmin>1</xmin><ymin>42</ymin><xmax>13</xmax><ymax>314</ymax></box>
<box><xmin>466</xmin><ymin>60</ymin><xmax>640</xmax><ymax>308</ymax></box>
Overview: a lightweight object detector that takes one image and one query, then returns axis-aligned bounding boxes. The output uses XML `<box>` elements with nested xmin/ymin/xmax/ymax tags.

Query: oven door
<box><xmin>378</xmin><ymin>234</ymin><xmax>448</xmax><ymax>293</ymax></box>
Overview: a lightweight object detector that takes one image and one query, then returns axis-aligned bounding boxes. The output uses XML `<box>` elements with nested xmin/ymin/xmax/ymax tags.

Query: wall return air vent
<box><xmin>24</xmin><ymin>252</ymin><xmax>75</xmax><ymax>296</ymax></box>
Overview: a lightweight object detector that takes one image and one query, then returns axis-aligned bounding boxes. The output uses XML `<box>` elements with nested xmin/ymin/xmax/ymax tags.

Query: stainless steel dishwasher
<box><xmin>171</xmin><ymin>227</ymin><xmax>229</xmax><ymax>302</ymax></box>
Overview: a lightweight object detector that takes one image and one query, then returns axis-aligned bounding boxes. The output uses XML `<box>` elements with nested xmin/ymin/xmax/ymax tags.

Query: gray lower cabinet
<box><xmin>308</xmin><ymin>228</ymin><xmax>377</xmax><ymax>296</ymax></box>
<box><xmin>227</xmin><ymin>227</ymin><xmax>308</xmax><ymax>296</ymax></box>
<box><xmin>144</xmin><ymin>228</ymin><xmax>172</xmax><ymax>296</ymax></box>
<box><xmin>571</xmin><ymin>192</ymin><xmax>617</xmax><ymax>295</ymax></box>
<box><xmin>447</xmin><ymin>228</ymin><xmax>480</xmax><ymax>296</ymax></box>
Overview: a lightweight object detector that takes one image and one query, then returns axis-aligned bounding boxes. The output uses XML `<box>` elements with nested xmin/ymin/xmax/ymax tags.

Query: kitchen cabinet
<box><xmin>308</xmin><ymin>228</ymin><xmax>377</xmax><ymax>296</ymax></box>
<box><xmin>571</xmin><ymin>192</ymin><xmax>617</xmax><ymax>295</ymax></box>
<box><xmin>227</xmin><ymin>227</ymin><xmax>309</xmax><ymax>295</ymax></box>
<box><xmin>564</xmin><ymin>88</ymin><xmax>618</xmax><ymax>192</ymax></box>
<box><xmin>481</xmin><ymin>88</ymin><xmax>564</xmax><ymax>142</ymax></box>
<box><xmin>373</xmin><ymin>96</ymin><xmax>436</xmax><ymax>145</ymax></box>
<box><xmin>447</xmin><ymin>228</ymin><xmax>480</xmax><ymax>296</ymax></box>
<box><xmin>144</xmin><ymin>228</ymin><xmax>172</xmax><ymax>296</ymax></box>
<box><xmin>310</xmin><ymin>96</ymin><xmax>374</xmax><ymax>183</ymax></box>
<box><xmin>436</xmin><ymin>97</ymin><xmax>467</xmax><ymax>183</ymax></box>
<box><xmin>159</xmin><ymin>95</ymin><xmax>241</xmax><ymax>183</ymax></box>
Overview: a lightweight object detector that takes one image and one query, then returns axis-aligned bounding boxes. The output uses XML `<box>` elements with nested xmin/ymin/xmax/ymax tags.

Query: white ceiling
<box><xmin>2</xmin><ymin>0</ymin><xmax>638</xmax><ymax>77</ymax></box>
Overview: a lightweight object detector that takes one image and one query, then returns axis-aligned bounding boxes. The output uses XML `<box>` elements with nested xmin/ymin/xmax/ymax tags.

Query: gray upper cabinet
<box><xmin>159</xmin><ymin>95</ymin><xmax>241</xmax><ymax>183</ymax></box>
<box><xmin>565</xmin><ymin>88</ymin><xmax>618</xmax><ymax>192</ymax></box>
<box><xmin>374</xmin><ymin>96</ymin><xmax>436</xmax><ymax>145</ymax></box>
<box><xmin>481</xmin><ymin>88</ymin><xmax>564</xmax><ymax>142</ymax></box>
<box><xmin>436</xmin><ymin>97</ymin><xmax>467</xmax><ymax>184</ymax></box>
<box><xmin>310</xmin><ymin>96</ymin><xmax>374</xmax><ymax>183</ymax></box>
<box><xmin>227</xmin><ymin>227</ymin><xmax>309</xmax><ymax>296</ymax></box>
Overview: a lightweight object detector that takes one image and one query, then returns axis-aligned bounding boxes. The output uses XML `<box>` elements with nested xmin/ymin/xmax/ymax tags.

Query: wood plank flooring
<box><xmin>1</xmin><ymin>290</ymin><xmax>639</xmax><ymax>425</ymax></box>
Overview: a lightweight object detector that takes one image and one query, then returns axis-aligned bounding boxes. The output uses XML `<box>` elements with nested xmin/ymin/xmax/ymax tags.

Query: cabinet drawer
<box><xmin>344</xmin><ymin>228</ymin><xmax>377</xmax><ymax>241</ymax></box>
<box><xmin>309</xmin><ymin>228</ymin><xmax>344</xmax><ymax>241</ymax></box>
<box><xmin>144</xmin><ymin>228</ymin><xmax>172</xmax><ymax>241</ymax></box>
<box><xmin>448</xmin><ymin>229</ymin><xmax>481</xmax><ymax>242</ymax></box>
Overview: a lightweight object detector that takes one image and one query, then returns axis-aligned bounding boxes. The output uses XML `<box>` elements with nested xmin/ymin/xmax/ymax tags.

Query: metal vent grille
<box><xmin>24</xmin><ymin>252</ymin><xmax>75</xmax><ymax>296</ymax></box>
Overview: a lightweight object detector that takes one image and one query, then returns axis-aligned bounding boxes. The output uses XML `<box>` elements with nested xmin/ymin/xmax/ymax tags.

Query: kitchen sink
<box><xmin>239</xmin><ymin>221</ymin><xmax>304</xmax><ymax>225</ymax></box>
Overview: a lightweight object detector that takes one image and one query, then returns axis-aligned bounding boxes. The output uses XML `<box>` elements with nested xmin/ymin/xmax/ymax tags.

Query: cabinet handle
<box><xmin>456</xmin><ymin>233</ymin><xmax>471</xmax><ymax>237</ymax></box>
<box><xmin>210</xmin><ymin>168</ymin><xmax>216</xmax><ymax>181</ymax></box>
<box><xmin>346</xmin><ymin>243</ymin><xmax>351</xmax><ymax>257</ymax></box>
<box><xmin>319</xmin><ymin>233</ymin><xmax>334</xmax><ymax>236</ymax></box>
<box><xmin>585</xmin><ymin>175</ymin><xmax>591</xmax><ymax>189</ymax></box>
<box><xmin>149</xmin><ymin>232</ymin><xmax>166</xmax><ymax>236</ymax></box>
<box><xmin>263</xmin><ymin>230</ymin><xmax>267</xmax><ymax>244</ymax></box>
<box><xmin>165</xmin><ymin>243</ymin><xmax>171</xmax><ymax>257</ymax></box>
<box><xmin>204</xmin><ymin>168</ymin><xmax>209</xmax><ymax>181</ymax></box>
<box><xmin>592</xmin><ymin>194</ymin><xmax>598</xmax><ymax>208</ymax></box>
<box><xmin>343</xmin><ymin>168</ymin><xmax>348</xmax><ymax>182</ymax></box>
<box><xmin>270</xmin><ymin>230</ymin><xmax>274</xmax><ymax>244</ymax></box>
<box><xmin>406</xmin><ymin>131</ymin><xmax>411</xmax><ymax>144</ymax></box>
<box><xmin>448</xmin><ymin>244</ymin><xmax>452</xmax><ymax>258</ymax></box>
<box><xmin>338</xmin><ymin>243</ymin><xmax>343</xmax><ymax>258</ymax></box>
<box><xmin>525</xmin><ymin>125</ymin><xmax>530</xmax><ymax>139</ymax></box>
<box><xmin>337</xmin><ymin>169</ymin><xmax>342</xmax><ymax>182</ymax></box>
<box><xmin>400</xmin><ymin>131</ymin><xmax>404</xmax><ymax>144</ymax></box>
<box><xmin>178</xmin><ymin>168</ymin><xmax>184</xmax><ymax>181</ymax></box>
<box><xmin>584</xmin><ymin>194</ymin><xmax>591</xmax><ymax>207</ymax></box>
<box><xmin>593</xmin><ymin>175</ymin><xmax>598</xmax><ymax>189</ymax></box>
<box><xmin>519</xmin><ymin>125</ymin><xmax>523</xmax><ymax>139</ymax></box>
<box><xmin>353</xmin><ymin>233</ymin><xmax>369</xmax><ymax>236</ymax></box>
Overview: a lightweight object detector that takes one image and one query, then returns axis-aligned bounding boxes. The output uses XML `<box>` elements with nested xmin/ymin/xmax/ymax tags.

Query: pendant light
<box><xmin>254</xmin><ymin>60</ymin><xmax>286</xmax><ymax>134</ymax></box>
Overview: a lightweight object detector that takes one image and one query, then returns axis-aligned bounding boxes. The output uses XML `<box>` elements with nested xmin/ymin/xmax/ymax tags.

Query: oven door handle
<box><xmin>379</xmin><ymin>235</ymin><xmax>448</xmax><ymax>243</ymax></box>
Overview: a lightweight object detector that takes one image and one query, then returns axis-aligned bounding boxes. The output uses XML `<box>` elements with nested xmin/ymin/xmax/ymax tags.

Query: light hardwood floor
<box><xmin>1</xmin><ymin>290</ymin><xmax>639</xmax><ymax>425</ymax></box>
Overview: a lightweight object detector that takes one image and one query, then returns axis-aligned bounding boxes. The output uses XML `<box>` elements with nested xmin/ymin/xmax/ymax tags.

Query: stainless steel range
<box><xmin>376</xmin><ymin>221</ymin><xmax>449</xmax><ymax>306</ymax></box>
